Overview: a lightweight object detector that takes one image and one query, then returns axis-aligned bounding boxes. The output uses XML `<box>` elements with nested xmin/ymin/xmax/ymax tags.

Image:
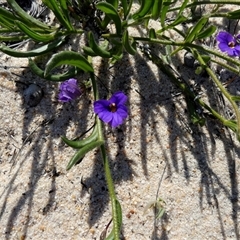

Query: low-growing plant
<box><xmin>1</xmin><ymin>0</ymin><xmax>240</xmax><ymax>239</ymax></box>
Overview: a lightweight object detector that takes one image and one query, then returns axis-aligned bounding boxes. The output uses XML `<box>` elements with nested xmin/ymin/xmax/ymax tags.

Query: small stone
<box><xmin>184</xmin><ymin>52</ymin><xmax>195</xmax><ymax>68</ymax></box>
<box><xmin>23</xmin><ymin>84</ymin><xmax>43</xmax><ymax>107</ymax></box>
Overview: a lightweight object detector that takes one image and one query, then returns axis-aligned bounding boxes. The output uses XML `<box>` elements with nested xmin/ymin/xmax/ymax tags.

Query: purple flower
<box><xmin>216</xmin><ymin>31</ymin><xmax>240</xmax><ymax>57</ymax></box>
<box><xmin>58</xmin><ymin>78</ymin><xmax>81</xmax><ymax>102</ymax></box>
<box><xmin>94</xmin><ymin>91</ymin><xmax>128</xmax><ymax>127</ymax></box>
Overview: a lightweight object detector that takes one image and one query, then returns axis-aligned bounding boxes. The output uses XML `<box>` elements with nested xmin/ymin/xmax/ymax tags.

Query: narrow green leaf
<box><xmin>186</xmin><ymin>96</ymin><xmax>205</xmax><ymax>126</ymax></box>
<box><xmin>157</xmin><ymin>15</ymin><xmax>188</xmax><ymax>34</ymax></box>
<box><xmin>0</xmin><ymin>7</ymin><xmax>17</xmax><ymax>29</ymax></box>
<box><xmin>232</xmin><ymin>95</ymin><xmax>240</xmax><ymax>102</ymax></box>
<box><xmin>106</xmin><ymin>0</ymin><xmax>119</xmax><ymax>9</ymax></box>
<box><xmin>66</xmin><ymin>140</ymin><xmax>104</xmax><ymax>170</ymax></box>
<box><xmin>196</xmin><ymin>25</ymin><xmax>217</xmax><ymax>39</ymax></box>
<box><xmin>96</xmin><ymin>2</ymin><xmax>122</xmax><ymax>35</ymax></box>
<box><xmin>59</xmin><ymin>0</ymin><xmax>71</xmax><ymax>25</ymax></box>
<box><xmin>7</xmin><ymin>0</ymin><xmax>52</xmax><ymax>30</ymax></box>
<box><xmin>44</xmin><ymin>51</ymin><xmax>93</xmax><ymax>77</ymax></box>
<box><xmin>88</xmin><ymin>31</ymin><xmax>112</xmax><ymax>58</ymax></box>
<box><xmin>123</xmin><ymin>30</ymin><xmax>136</xmax><ymax>55</ymax></box>
<box><xmin>161</xmin><ymin>0</ymin><xmax>172</xmax><ymax>27</ymax></box>
<box><xmin>111</xmin><ymin>45</ymin><xmax>123</xmax><ymax>63</ymax></box>
<box><xmin>0</xmin><ymin>17</ymin><xmax>14</xmax><ymax>29</ymax></box>
<box><xmin>132</xmin><ymin>0</ymin><xmax>154</xmax><ymax>19</ymax></box>
<box><xmin>149</xmin><ymin>28</ymin><xmax>157</xmax><ymax>39</ymax></box>
<box><xmin>125</xmin><ymin>0</ymin><xmax>133</xmax><ymax>18</ymax></box>
<box><xmin>120</xmin><ymin>0</ymin><xmax>128</xmax><ymax>18</ymax></box>
<box><xmin>83</xmin><ymin>46</ymin><xmax>98</xmax><ymax>56</ymax></box>
<box><xmin>42</xmin><ymin>0</ymin><xmax>73</xmax><ymax>31</ymax></box>
<box><xmin>15</xmin><ymin>21</ymin><xmax>55</xmax><ymax>42</ymax></box>
<box><xmin>227</xmin><ymin>9</ymin><xmax>240</xmax><ymax>19</ymax></box>
<box><xmin>41</xmin><ymin>0</ymin><xmax>54</xmax><ymax>9</ymax></box>
<box><xmin>0</xmin><ymin>35</ymin><xmax>27</xmax><ymax>42</ymax></box>
<box><xmin>0</xmin><ymin>37</ymin><xmax>65</xmax><ymax>57</ymax></box>
<box><xmin>152</xmin><ymin>0</ymin><xmax>163</xmax><ymax>20</ymax></box>
<box><xmin>61</xmin><ymin>125</ymin><xmax>98</xmax><ymax>148</ymax></box>
<box><xmin>175</xmin><ymin>0</ymin><xmax>189</xmax><ymax>20</ymax></box>
<box><xmin>28</xmin><ymin>58</ymin><xmax>78</xmax><ymax>81</ymax></box>
<box><xmin>105</xmin><ymin>199</ymin><xmax>122</xmax><ymax>240</ymax></box>
<box><xmin>185</xmin><ymin>16</ymin><xmax>208</xmax><ymax>43</ymax></box>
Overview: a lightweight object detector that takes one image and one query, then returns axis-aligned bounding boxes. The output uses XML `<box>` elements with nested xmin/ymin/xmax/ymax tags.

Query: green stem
<box><xmin>211</xmin><ymin>58</ymin><xmax>239</xmax><ymax>75</ymax></box>
<box><xmin>100</xmin><ymin>144</ymin><xmax>120</xmax><ymax>240</ymax></box>
<box><xmin>90</xmin><ymin>72</ymin><xmax>121</xmax><ymax>240</ymax></box>
<box><xmin>131</xmin><ymin>37</ymin><xmax>240</xmax><ymax>73</ymax></box>
<box><xmin>169</xmin><ymin>1</ymin><xmax>240</xmax><ymax>13</ymax></box>
<box><xmin>194</xmin><ymin>50</ymin><xmax>240</xmax><ymax>139</ymax></box>
<box><xmin>144</xmin><ymin>49</ymin><xmax>237</xmax><ymax>132</ymax></box>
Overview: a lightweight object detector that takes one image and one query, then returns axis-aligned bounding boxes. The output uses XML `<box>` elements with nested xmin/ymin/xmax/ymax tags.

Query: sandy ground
<box><xmin>1</xmin><ymin>2</ymin><xmax>240</xmax><ymax>240</ymax></box>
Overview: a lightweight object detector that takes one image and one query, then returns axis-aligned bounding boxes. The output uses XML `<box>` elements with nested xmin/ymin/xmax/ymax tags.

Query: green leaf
<box><xmin>106</xmin><ymin>0</ymin><xmax>119</xmax><ymax>9</ymax></box>
<box><xmin>44</xmin><ymin>51</ymin><xmax>93</xmax><ymax>77</ymax></box>
<box><xmin>160</xmin><ymin>0</ymin><xmax>172</xmax><ymax>27</ymax></box>
<box><xmin>132</xmin><ymin>0</ymin><xmax>154</xmax><ymax>19</ymax></box>
<box><xmin>149</xmin><ymin>28</ymin><xmax>157</xmax><ymax>39</ymax></box>
<box><xmin>59</xmin><ymin>0</ymin><xmax>71</xmax><ymax>26</ymax></box>
<box><xmin>123</xmin><ymin>30</ymin><xmax>137</xmax><ymax>55</ymax></box>
<box><xmin>0</xmin><ymin>35</ymin><xmax>27</xmax><ymax>42</ymax></box>
<box><xmin>7</xmin><ymin>0</ymin><xmax>52</xmax><ymax>30</ymax></box>
<box><xmin>120</xmin><ymin>0</ymin><xmax>128</xmax><ymax>18</ymax></box>
<box><xmin>61</xmin><ymin>125</ymin><xmax>98</xmax><ymax>148</ymax></box>
<box><xmin>111</xmin><ymin>45</ymin><xmax>124</xmax><ymax>63</ymax></box>
<box><xmin>0</xmin><ymin>37</ymin><xmax>65</xmax><ymax>57</ymax></box>
<box><xmin>96</xmin><ymin>2</ymin><xmax>122</xmax><ymax>35</ymax></box>
<box><xmin>157</xmin><ymin>15</ymin><xmax>188</xmax><ymax>34</ymax></box>
<box><xmin>186</xmin><ymin>96</ymin><xmax>205</xmax><ymax>126</ymax></box>
<box><xmin>227</xmin><ymin>9</ymin><xmax>240</xmax><ymax>19</ymax></box>
<box><xmin>28</xmin><ymin>58</ymin><xmax>79</xmax><ymax>81</ymax></box>
<box><xmin>66</xmin><ymin>140</ymin><xmax>104</xmax><ymax>170</ymax></box>
<box><xmin>175</xmin><ymin>0</ymin><xmax>189</xmax><ymax>20</ymax></box>
<box><xmin>152</xmin><ymin>0</ymin><xmax>163</xmax><ymax>20</ymax></box>
<box><xmin>15</xmin><ymin>21</ymin><xmax>55</xmax><ymax>42</ymax></box>
<box><xmin>125</xmin><ymin>0</ymin><xmax>133</xmax><ymax>18</ymax></box>
<box><xmin>184</xmin><ymin>16</ymin><xmax>208</xmax><ymax>43</ymax></box>
<box><xmin>105</xmin><ymin>199</ymin><xmax>122</xmax><ymax>240</ymax></box>
<box><xmin>232</xmin><ymin>95</ymin><xmax>240</xmax><ymax>102</ymax></box>
<box><xmin>196</xmin><ymin>25</ymin><xmax>217</xmax><ymax>39</ymax></box>
<box><xmin>82</xmin><ymin>46</ymin><xmax>98</xmax><ymax>56</ymax></box>
<box><xmin>42</xmin><ymin>0</ymin><xmax>73</xmax><ymax>31</ymax></box>
<box><xmin>88</xmin><ymin>31</ymin><xmax>112</xmax><ymax>58</ymax></box>
<box><xmin>0</xmin><ymin>7</ymin><xmax>17</xmax><ymax>29</ymax></box>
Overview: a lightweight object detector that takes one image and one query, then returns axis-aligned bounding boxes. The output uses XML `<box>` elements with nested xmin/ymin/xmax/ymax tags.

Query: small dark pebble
<box><xmin>23</xmin><ymin>84</ymin><xmax>43</xmax><ymax>107</ymax></box>
<box><xmin>184</xmin><ymin>52</ymin><xmax>195</xmax><ymax>68</ymax></box>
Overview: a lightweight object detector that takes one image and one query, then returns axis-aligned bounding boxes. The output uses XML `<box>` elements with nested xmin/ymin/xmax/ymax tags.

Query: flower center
<box><xmin>228</xmin><ymin>41</ymin><xmax>235</xmax><ymax>48</ymax></box>
<box><xmin>109</xmin><ymin>103</ymin><xmax>117</xmax><ymax>112</ymax></box>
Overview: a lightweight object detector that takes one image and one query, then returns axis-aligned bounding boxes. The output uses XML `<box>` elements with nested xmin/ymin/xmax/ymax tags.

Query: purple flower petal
<box><xmin>218</xmin><ymin>42</ymin><xmax>230</xmax><ymax>52</ymax></box>
<box><xmin>59</xmin><ymin>78</ymin><xmax>81</xmax><ymax>102</ymax></box>
<box><xmin>116</xmin><ymin>105</ymin><xmax>128</xmax><ymax>118</ymax></box>
<box><xmin>216</xmin><ymin>31</ymin><xmax>234</xmax><ymax>43</ymax></box>
<box><xmin>109</xmin><ymin>91</ymin><xmax>128</xmax><ymax>105</ymax></box>
<box><xmin>110</xmin><ymin>112</ymin><xmax>124</xmax><ymax>127</ymax></box>
<box><xmin>94</xmin><ymin>100</ymin><xmax>110</xmax><ymax>113</ymax></box>
<box><xmin>99</xmin><ymin>111</ymin><xmax>114</xmax><ymax>124</ymax></box>
<box><xmin>93</xmin><ymin>91</ymin><xmax>128</xmax><ymax>127</ymax></box>
<box><xmin>216</xmin><ymin>31</ymin><xmax>240</xmax><ymax>57</ymax></box>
